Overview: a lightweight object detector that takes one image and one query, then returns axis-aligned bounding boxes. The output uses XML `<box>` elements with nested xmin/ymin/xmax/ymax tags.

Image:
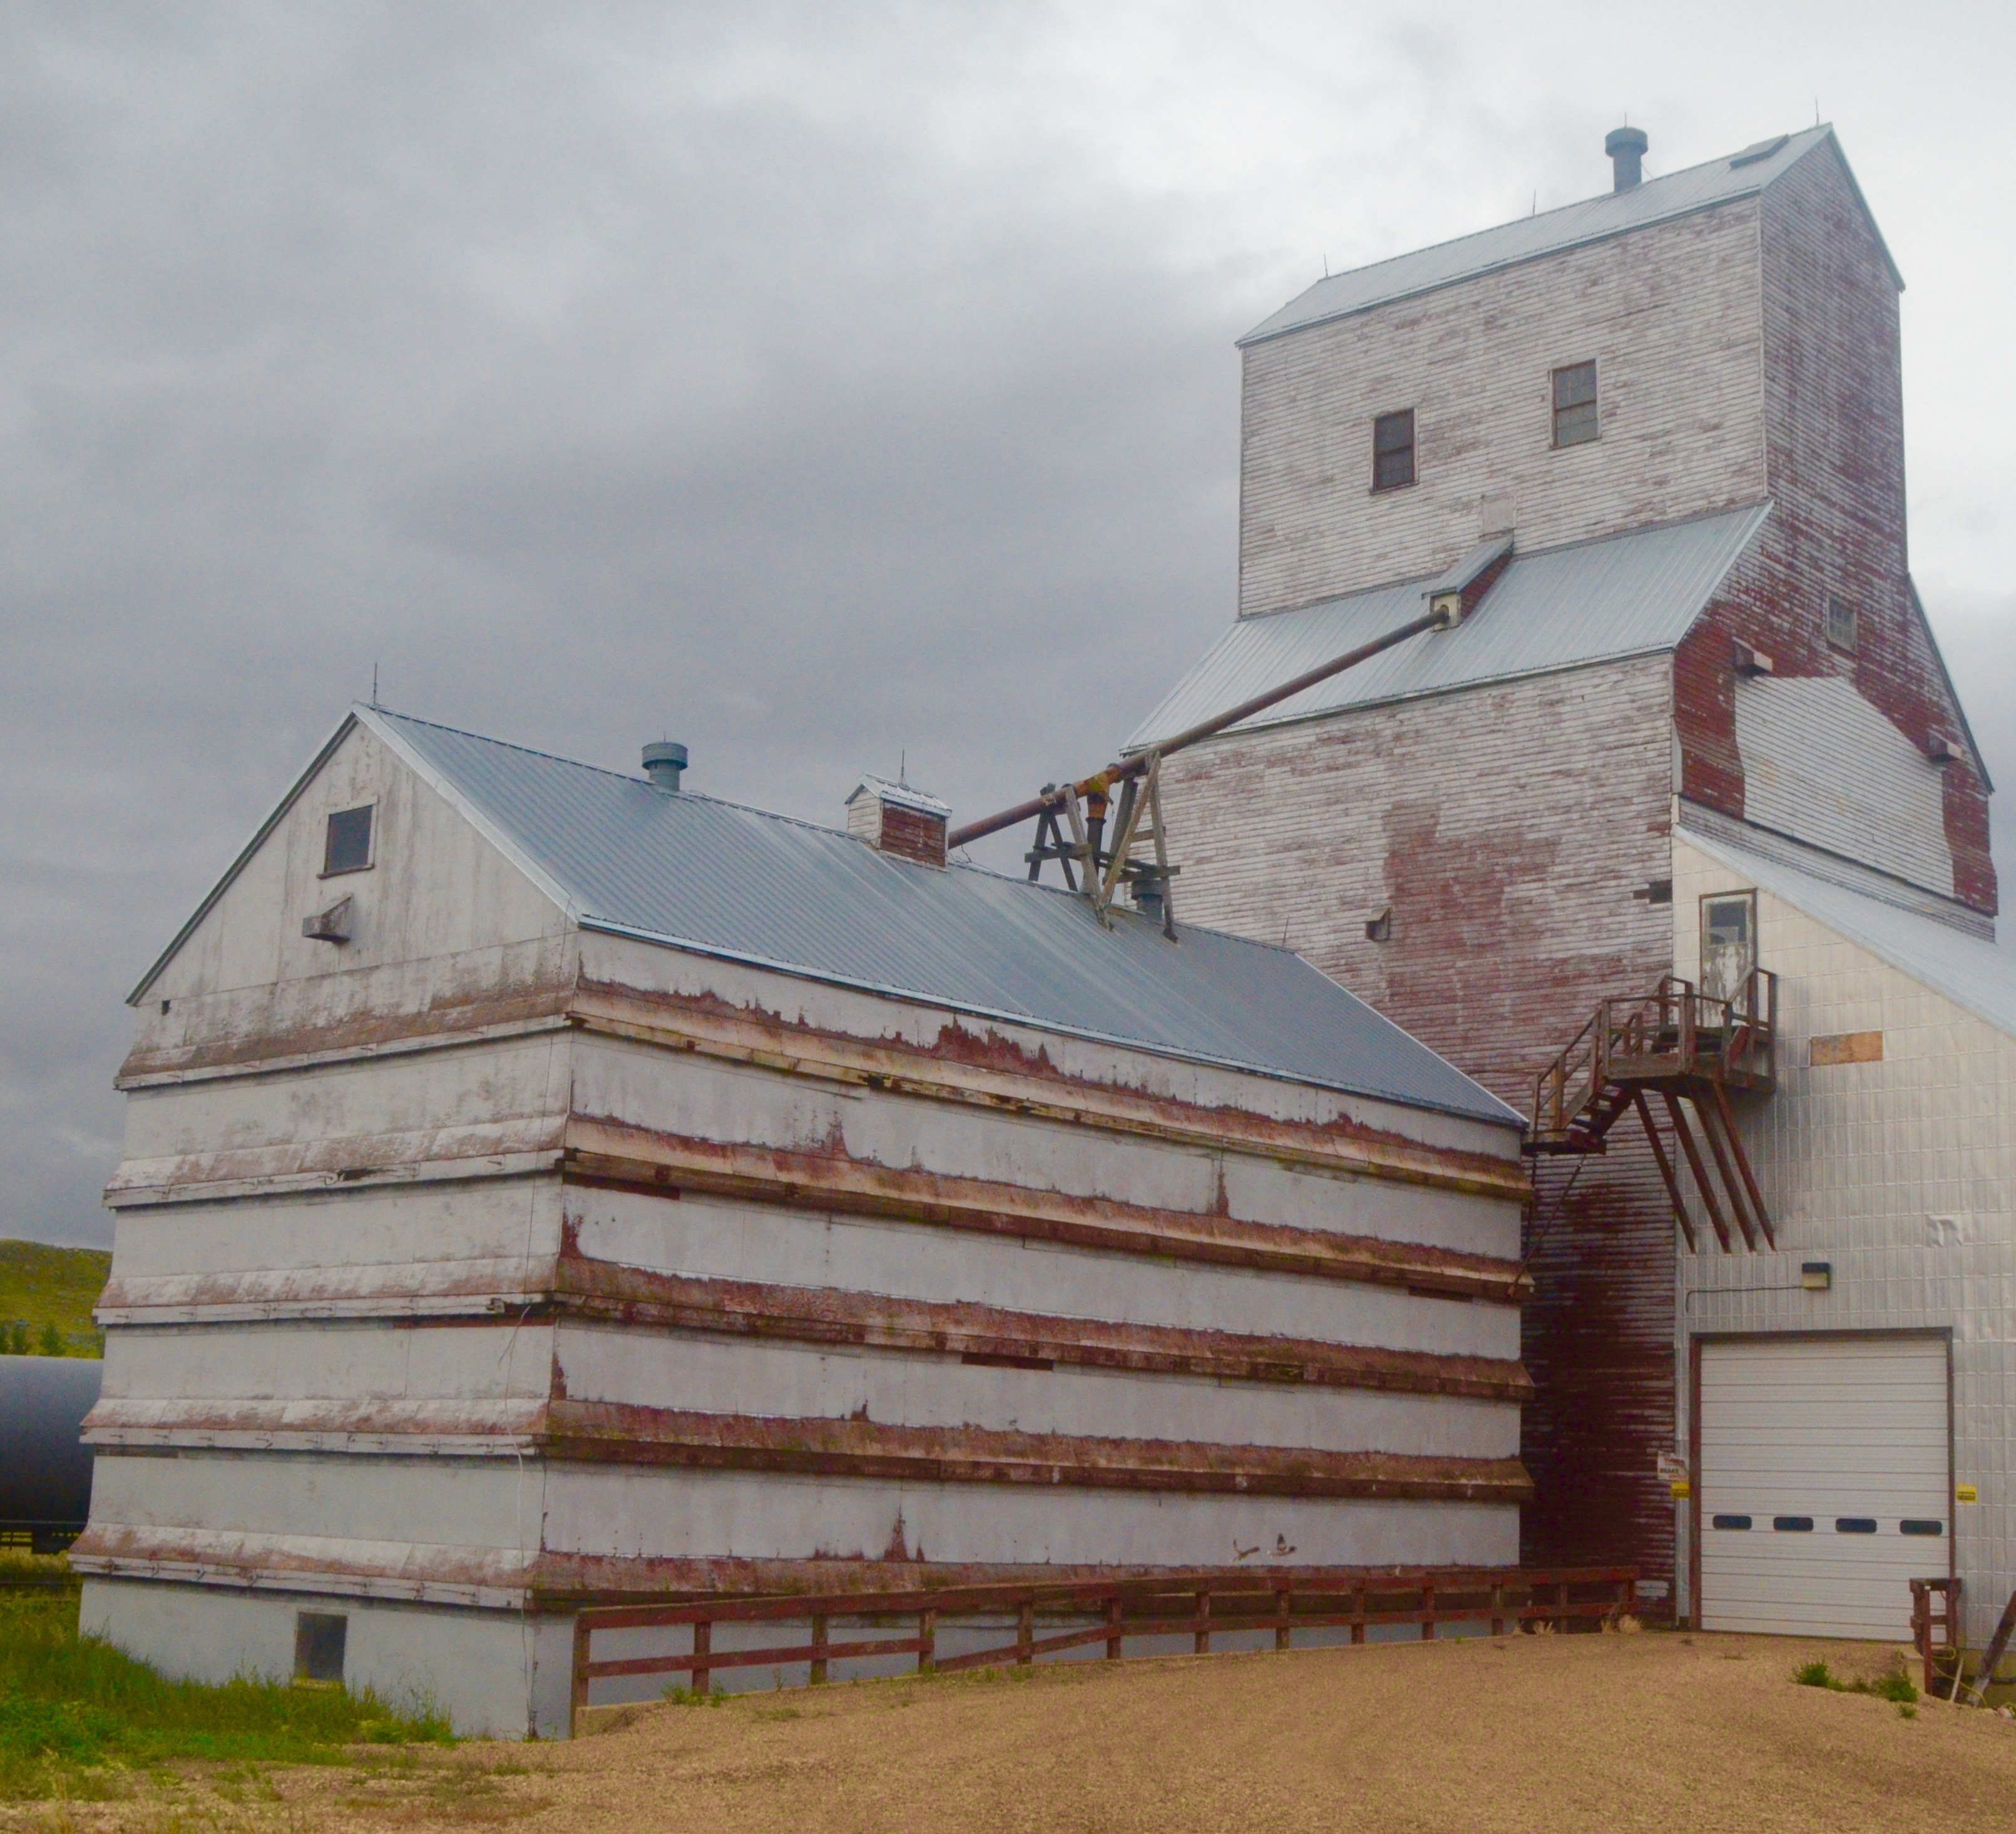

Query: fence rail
<box><xmin>570</xmin><ymin>1564</ymin><xmax>1637</xmax><ymax>1734</ymax></box>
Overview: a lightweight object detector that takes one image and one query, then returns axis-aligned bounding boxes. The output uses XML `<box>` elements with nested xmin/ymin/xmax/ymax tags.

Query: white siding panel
<box><xmin>571</xmin><ymin>1194</ymin><xmax>1523</xmax><ymax>1361</ymax></box>
<box><xmin>545</xmin><ymin>1464</ymin><xmax>1518</xmax><ymax>1571</ymax></box>
<box><xmin>1699</xmin><ymin>1336</ymin><xmax>1948</xmax><ymax>1638</ymax></box>
<box><xmin>1673</xmin><ymin>832</ymin><xmax>2015</xmax><ymax>1647</ymax></box>
<box><xmin>553</xmin><ymin>1324</ymin><xmax>1520</xmax><ymax>1459</ymax></box>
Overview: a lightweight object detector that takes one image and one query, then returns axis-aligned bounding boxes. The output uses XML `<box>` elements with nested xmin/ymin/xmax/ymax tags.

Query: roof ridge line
<box><xmin>369</xmin><ymin>704</ymin><xmax>1313</xmax><ymax>954</ymax></box>
<box><xmin>1239</xmin><ymin>126</ymin><xmax>1832</xmax><ymax>347</ymax></box>
<box><xmin>367</xmin><ymin>703</ymin><xmax>867</xmax><ymax>843</ymax></box>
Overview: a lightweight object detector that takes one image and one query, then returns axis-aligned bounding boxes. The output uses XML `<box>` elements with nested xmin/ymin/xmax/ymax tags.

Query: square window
<box><xmin>322</xmin><ymin>806</ymin><xmax>374</xmax><ymax>877</ymax></box>
<box><xmin>294</xmin><ymin>1612</ymin><xmax>347</xmax><ymax>1684</ymax></box>
<box><xmin>1371</xmin><ymin>409</ymin><xmax>1415</xmax><ymax>492</ymax></box>
<box><xmin>1552</xmin><ymin>361</ymin><xmax>1599</xmax><ymax>447</ymax></box>
<box><xmin>1826</xmin><ymin>595</ymin><xmax>1858</xmax><ymax>653</ymax></box>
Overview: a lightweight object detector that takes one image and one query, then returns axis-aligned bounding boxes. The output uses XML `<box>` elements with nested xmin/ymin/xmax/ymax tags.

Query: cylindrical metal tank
<box><xmin>0</xmin><ymin>1355</ymin><xmax>101</xmax><ymax>1552</ymax></box>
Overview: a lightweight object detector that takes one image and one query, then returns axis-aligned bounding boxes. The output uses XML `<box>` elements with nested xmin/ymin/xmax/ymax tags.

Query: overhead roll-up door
<box><xmin>1698</xmin><ymin>1335</ymin><xmax>1949</xmax><ymax>1638</ymax></box>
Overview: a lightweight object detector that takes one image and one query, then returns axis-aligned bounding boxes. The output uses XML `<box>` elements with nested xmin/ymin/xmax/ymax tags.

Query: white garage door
<box><xmin>1699</xmin><ymin>1335</ymin><xmax>1949</xmax><ymax>1639</ymax></box>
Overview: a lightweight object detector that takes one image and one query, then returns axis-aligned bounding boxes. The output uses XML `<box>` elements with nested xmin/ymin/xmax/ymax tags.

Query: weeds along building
<box><xmin>75</xmin><ymin>705</ymin><xmax>1529</xmax><ymax>1736</ymax></box>
<box><xmin>1134</xmin><ymin>125</ymin><xmax>2013</xmax><ymax>1647</ymax></box>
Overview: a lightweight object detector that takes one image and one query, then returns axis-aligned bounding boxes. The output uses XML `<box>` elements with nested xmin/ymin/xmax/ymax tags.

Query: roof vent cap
<box><xmin>642</xmin><ymin>741</ymin><xmax>688</xmax><ymax>792</ymax></box>
<box><xmin>1729</xmin><ymin>133</ymin><xmax>1790</xmax><ymax>170</ymax></box>
<box><xmin>1605</xmin><ymin>126</ymin><xmax>1649</xmax><ymax>191</ymax></box>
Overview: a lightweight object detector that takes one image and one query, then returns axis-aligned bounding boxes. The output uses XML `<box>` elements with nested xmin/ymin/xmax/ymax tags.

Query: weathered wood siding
<box><xmin>1672</xmin><ymin>140</ymin><xmax>1995</xmax><ymax>915</ymax></box>
<box><xmin>1239</xmin><ymin>202</ymin><xmax>1768</xmax><ymax>614</ymax></box>
<box><xmin>145</xmin><ymin>723</ymin><xmax>568</xmax><ymax>1006</ymax></box>
<box><xmin>81</xmin><ymin>733</ymin><xmax>1532</xmax><ymax>1733</ymax></box>
<box><xmin>1154</xmin><ymin>656</ymin><xmax>1681</xmax><ymax>1592</ymax></box>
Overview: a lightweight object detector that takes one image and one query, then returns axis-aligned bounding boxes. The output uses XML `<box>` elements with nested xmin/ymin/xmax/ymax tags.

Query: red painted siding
<box><xmin>1673</xmin><ymin>140</ymin><xmax>1995</xmax><ymax>914</ymax></box>
<box><xmin>1156</xmin><ymin>656</ymin><xmax>1681</xmax><ymax>1597</ymax></box>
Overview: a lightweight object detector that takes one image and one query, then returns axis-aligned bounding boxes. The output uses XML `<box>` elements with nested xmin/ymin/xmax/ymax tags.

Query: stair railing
<box><xmin>1530</xmin><ymin>969</ymin><xmax>1779</xmax><ymax>1145</ymax></box>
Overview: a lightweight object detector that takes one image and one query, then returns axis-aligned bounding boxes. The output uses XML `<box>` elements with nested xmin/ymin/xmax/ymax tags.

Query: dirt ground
<box><xmin>13</xmin><ymin>1630</ymin><xmax>2016</xmax><ymax>1834</ymax></box>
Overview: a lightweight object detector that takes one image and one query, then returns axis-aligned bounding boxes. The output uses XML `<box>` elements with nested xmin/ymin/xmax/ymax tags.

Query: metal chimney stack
<box><xmin>1606</xmin><ymin>126</ymin><xmax>1648</xmax><ymax>191</ymax></box>
<box><xmin>642</xmin><ymin>741</ymin><xmax>688</xmax><ymax>792</ymax></box>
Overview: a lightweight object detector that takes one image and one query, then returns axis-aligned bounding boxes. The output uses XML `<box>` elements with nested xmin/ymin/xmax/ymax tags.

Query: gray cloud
<box><xmin>3</xmin><ymin>1</ymin><xmax>2009</xmax><ymax>1245</ymax></box>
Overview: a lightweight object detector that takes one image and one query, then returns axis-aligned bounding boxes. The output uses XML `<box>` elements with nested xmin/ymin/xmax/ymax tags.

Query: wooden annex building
<box><xmin>76</xmin><ymin>706</ymin><xmax>1532</xmax><ymax>1735</ymax></box>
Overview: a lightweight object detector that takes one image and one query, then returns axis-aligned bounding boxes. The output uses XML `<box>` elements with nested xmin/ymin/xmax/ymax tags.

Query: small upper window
<box><xmin>322</xmin><ymin>805</ymin><xmax>375</xmax><ymax>876</ymax></box>
<box><xmin>1552</xmin><ymin>361</ymin><xmax>1599</xmax><ymax>447</ymax></box>
<box><xmin>1826</xmin><ymin>595</ymin><xmax>1858</xmax><ymax>653</ymax></box>
<box><xmin>1371</xmin><ymin>409</ymin><xmax>1416</xmax><ymax>492</ymax></box>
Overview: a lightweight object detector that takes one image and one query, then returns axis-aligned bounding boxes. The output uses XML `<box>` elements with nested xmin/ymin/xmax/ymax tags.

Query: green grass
<box><xmin>1793</xmin><ymin>1658</ymin><xmax>1918</xmax><ymax>1706</ymax></box>
<box><xmin>0</xmin><ymin>1577</ymin><xmax>451</xmax><ymax>1798</ymax></box>
<box><xmin>0</xmin><ymin>1238</ymin><xmax>111</xmax><ymax>1357</ymax></box>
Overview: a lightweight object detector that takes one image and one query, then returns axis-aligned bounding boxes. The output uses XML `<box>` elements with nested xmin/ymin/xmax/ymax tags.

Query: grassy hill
<box><xmin>0</xmin><ymin>1240</ymin><xmax>110</xmax><ymax>1357</ymax></box>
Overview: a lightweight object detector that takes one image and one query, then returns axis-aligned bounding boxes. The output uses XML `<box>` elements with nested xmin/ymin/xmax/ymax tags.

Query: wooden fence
<box><xmin>570</xmin><ymin>1564</ymin><xmax>1637</xmax><ymax>1734</ymax></box>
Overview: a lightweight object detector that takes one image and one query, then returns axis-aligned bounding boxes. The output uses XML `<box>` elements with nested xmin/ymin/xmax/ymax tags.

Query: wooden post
<box><xmin>1017</xmin><ymin>1601</ymin><xmax>1034</xmax><ymax>1666</ymax></box>
<box><xmin>1194</xmin><ymin>1589</ymin><xmax>1211</xmax><ymax>1656</ymax></box>
<box><xmin>1421</xmin><ymin>1581</ymin><xmax>1436</xmax><ymax>1641</ymax></box>
<box><xmin>810</xmin><ymin>1613</ymin><xmax>829</xmax><ymax>1686</ymax></box>
<box><xmin>1634</xmin><ymin>1090</ymin><xmax>1697</xmax><ymax>1251</ymax></box>
<box><xmin>1664</xmin><ymin>1093</ymin><xmax>1734</xmax><ymax>1253</ymax></box>
<box><xmin>1350</xmin><ymin>1588</ymin><xmax>1366</xmax><ymax>1646</ymax></box>
<box><xmin>1709</xmin><ymin>1080</ymin><xmax>1774</xmax><ymax>1248</ymax></box>
<box><xmin>918</xmin><ymin>1607</ymin><xmax>936</xmax><ymax>1675</ymax></box>
<box><xmin>1105</xmin><ymin>1595</ymin><xmax>1124</xmax><ymax>1661</ymax></box>
<box><xmin>1276</xmin><ymin>1587</ymin><xmax>1292</xmax><ymax>1653</ymax></box>
<box><xmin>691</xmin><ymin>1618</ymin><xmax>711</xmax><ymax>1697</ymax></box>
<box><xmin>568</xmin><ymin>1614</ymin><xmax>591</xmax><ymax>1739</ymax></box>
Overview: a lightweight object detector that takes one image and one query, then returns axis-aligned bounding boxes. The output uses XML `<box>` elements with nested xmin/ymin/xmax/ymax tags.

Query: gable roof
<box><xmin>134</xmin><ymin>705</ymin><xmax>1517</xmax><ymax>1127</ymax></box>
<box><xmin>1678</xmin><ymin>821</ymin><xmax>2016</xmax><ymax>1042</ymax></box>
<box><xmin>847</xmin><ymin>774</ymin><xmax>951</xmax><ymax>818</ymax></box>
<box><xmin>1127</xmin><ymin>502</ymin><xmax>1768</xmax><ymax>751</ymax></box>
<box><xmin>1242</xmin><ymin>126</ymin><xmax>1890</xmax><ymax>347</ymax></box>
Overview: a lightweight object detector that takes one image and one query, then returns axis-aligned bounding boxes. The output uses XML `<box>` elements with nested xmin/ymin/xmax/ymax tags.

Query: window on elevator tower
<box><xmin>1552</xmin><ymin>361</ymin><xmax>1599</xmax><ymax>447</ymax></box>
<box><xmin>1371</xmin><ymin>409</ymin><xmax>1416</xmax><ymax>492</ymax></box>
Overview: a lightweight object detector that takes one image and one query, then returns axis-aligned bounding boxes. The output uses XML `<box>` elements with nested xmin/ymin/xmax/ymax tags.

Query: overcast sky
<box><xmin>4</xmin><ymin>2</ymin><xmax>2011</xmax><ymax>1248</ymax></box>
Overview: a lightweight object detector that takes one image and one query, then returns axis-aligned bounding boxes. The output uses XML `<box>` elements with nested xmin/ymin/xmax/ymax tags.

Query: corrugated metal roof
<box><xmin>1242</xmin><ymin>126</ymin><xmax>1857</xmax><ymax>345</ymax></box>
<box><xmin>1127</xmin><ymin>504</ymin><xmax>1768</xmax><ymax>751</ymax></box>
<box><xmin>359</xmin><ymin>708</ymin><xmax>1518</xmax><ymax>1126</ymax></box>
<box><xmin>1733</xmin><ymin>675</ymin><xmax>1954</xmax><ymax>902</ymax></box>
<box><xmin>1678</xmin><ymin>822</ymin><xmax>2016</xmax><ymax>1041</ymax></box>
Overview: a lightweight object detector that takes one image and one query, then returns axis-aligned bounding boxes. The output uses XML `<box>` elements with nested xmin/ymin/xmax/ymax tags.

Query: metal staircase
<box><xmin>1528</xmin><ymin>972</ymin><xmax>1779</xmax><ymax>1252</ymax></box>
